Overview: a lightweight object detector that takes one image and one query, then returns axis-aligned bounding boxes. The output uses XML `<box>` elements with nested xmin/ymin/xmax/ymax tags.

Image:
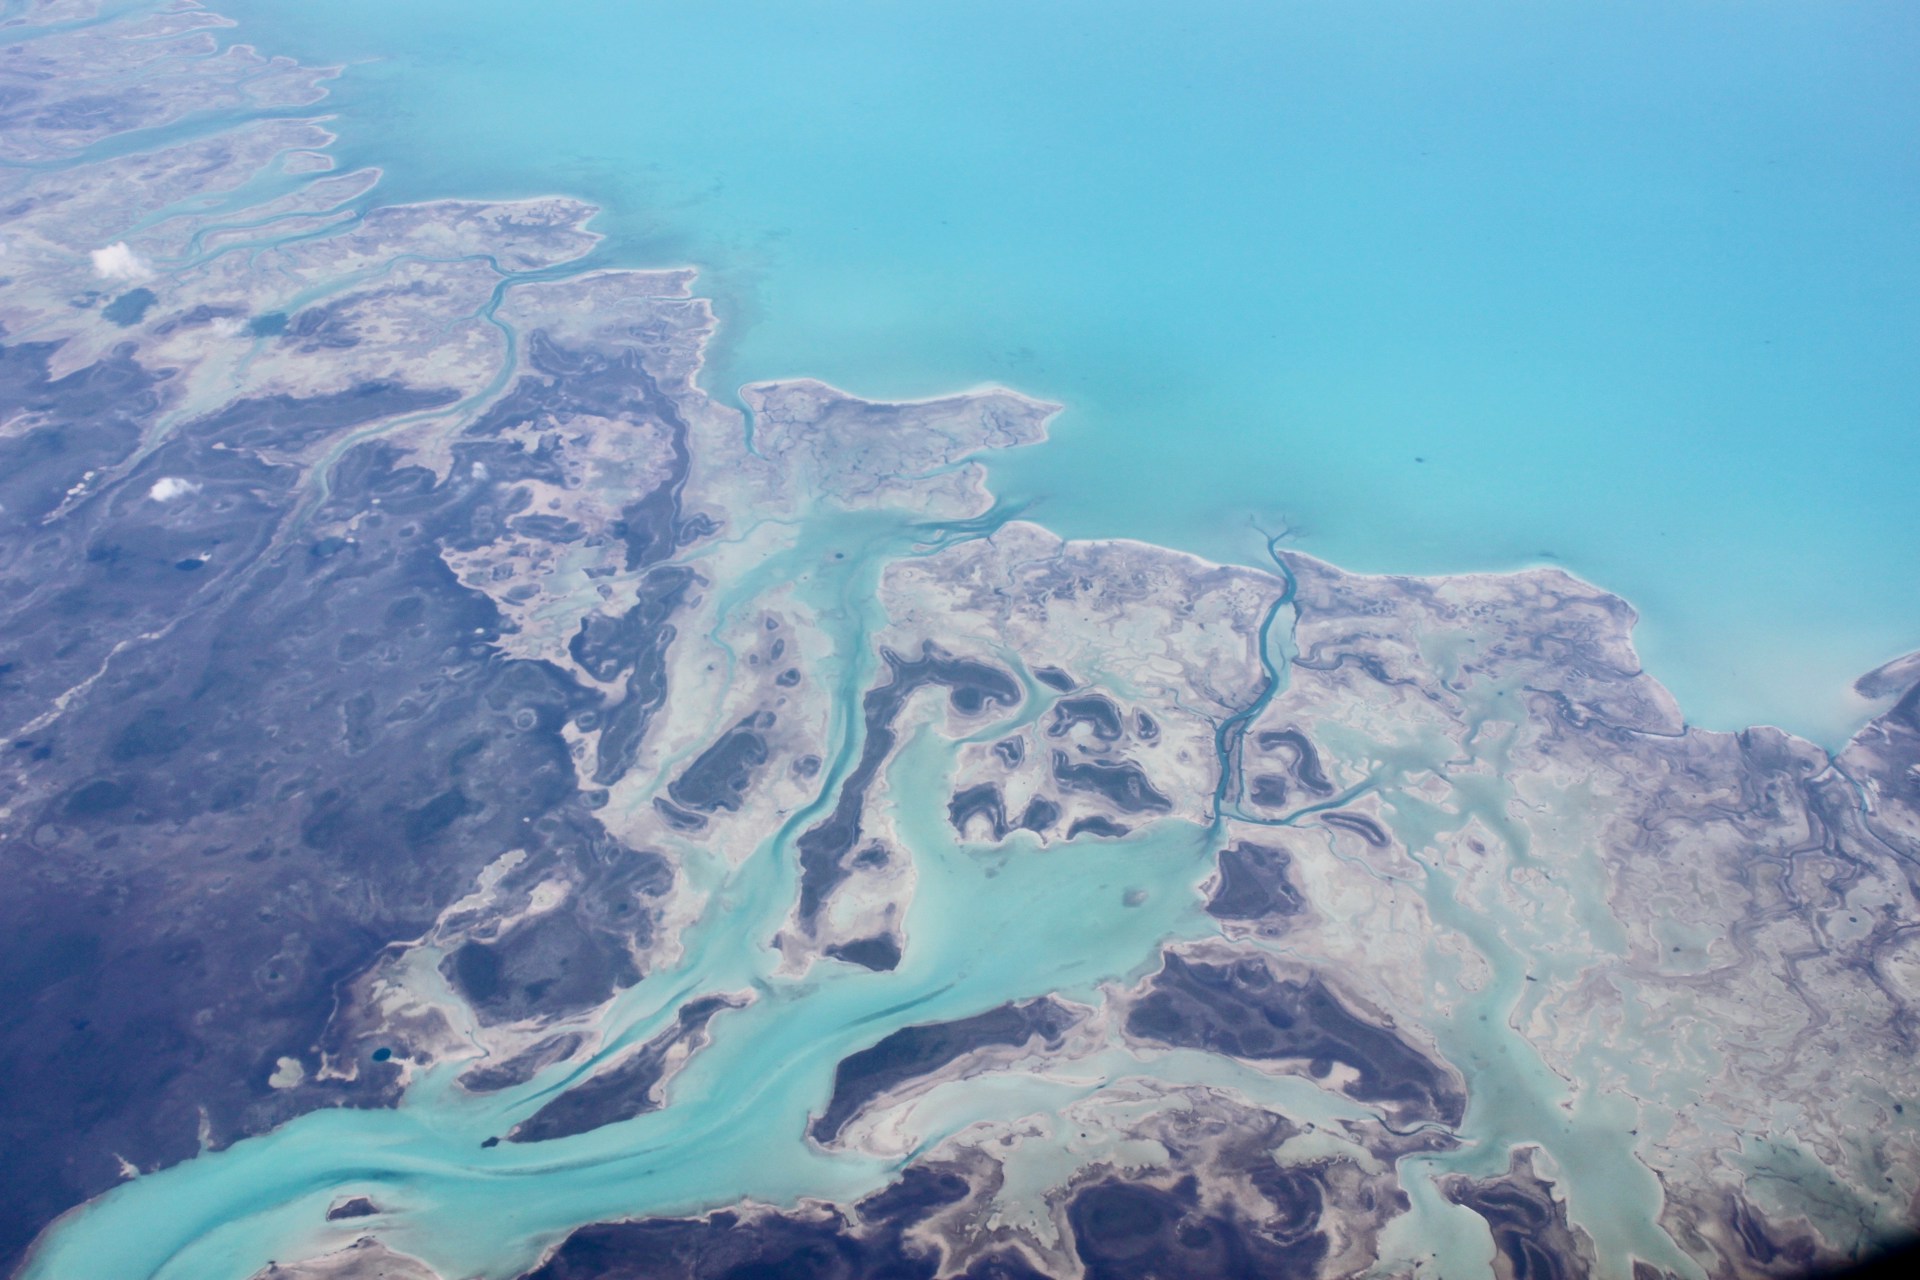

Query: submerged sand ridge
<box><xmin>1</xmin><ymin>3</ymin><xmax>1918</xmax><ymax>1279</ymax></box>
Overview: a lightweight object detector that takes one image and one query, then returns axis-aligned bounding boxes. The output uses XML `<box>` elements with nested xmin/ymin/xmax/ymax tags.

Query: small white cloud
<box><xmin>148</xmin><ymin>477</ymin><xmax>199</xmax><ymax>502</ymax></box>
<box><xmin>90</xmin><ymin>242</ymin><xmax>150</xmax><ymax>282</ymax></box>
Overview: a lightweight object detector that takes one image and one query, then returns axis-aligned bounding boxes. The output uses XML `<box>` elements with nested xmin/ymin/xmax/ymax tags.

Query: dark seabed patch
<box><xmin>1204</xmin><ymin>841</ymin><xmax>1306</xmax><ymax>922</ymax></box>
<box><xmin>795</xmin><ymin>646</ymin><xmax>1020</xmax><ymax>927</ymax></box>
<box><xmin>459</xmin><ymin>1033</ymin><xmax>586</xmax><ymax>1093</ymax></box>
<box><xmin>811</xmin><ymin>999</ymin><xmax>1078</xmax><ymax>1144</ymax></box>
<box><xmin>509</xmin><ymin>995</ymin><xmax>742</xmax><ymax>1143</ymax></box>
<box><xmin>1126</xmin><ymin>952</ymin><xmax>1465</xmax><ymax>1126</ymax></box>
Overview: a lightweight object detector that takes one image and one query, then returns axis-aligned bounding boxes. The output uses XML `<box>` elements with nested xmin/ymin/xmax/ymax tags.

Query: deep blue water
<box><xmin>216</xmin><ymin>0</ymin><xmax>1920</xmax><ymax>744</ymax></box>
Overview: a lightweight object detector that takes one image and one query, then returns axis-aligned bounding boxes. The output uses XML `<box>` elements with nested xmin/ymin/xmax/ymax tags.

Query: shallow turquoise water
<box><xmin>14</xmin><ymin>474</ymin><xmax>1752</xmax><ymax>1278</ymax></box>
<box><xmin>13</xmin><ymin>7</ymin><xmax>1919</xmax><ymax>1276</ymax></box>
<box><xmin>210</xmin><ymin>0</ymin><xmax>1920</xmax><ymax>746</ymax></box>
<box><xmin>15</xmin><ymin>502</ymin><xmax>1233</xmax><ymax>1279</ymax></box>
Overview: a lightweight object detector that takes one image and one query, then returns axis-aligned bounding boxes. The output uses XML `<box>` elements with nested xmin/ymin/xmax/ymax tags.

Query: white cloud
<box><xmin>90</xmin><ymin>242</ymin><xmax>150</xmax><ymax>282</ymax></box>
<box><xmin>148</xmin><ymin>477</ymin><xmax>199</xmax><ymax>502</ymax></box>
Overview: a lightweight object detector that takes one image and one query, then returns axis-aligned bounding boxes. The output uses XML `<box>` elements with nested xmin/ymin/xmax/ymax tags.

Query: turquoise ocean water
<box><xmin>214</xmin><ymin>0</ymin><xmax>1920</xmax><ymax>747</ymax></box>
<box><xmin>211</xmin><ymin>0</ymin><xmax>1920</xmax><ymax>747</ymax></box>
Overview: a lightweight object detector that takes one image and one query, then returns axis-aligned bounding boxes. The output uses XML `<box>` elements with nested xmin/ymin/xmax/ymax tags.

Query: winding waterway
<box><xmin>10</xmin><ymin>3</ymin><xmax>1919</xmax><ymax>1276</ymax></box>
